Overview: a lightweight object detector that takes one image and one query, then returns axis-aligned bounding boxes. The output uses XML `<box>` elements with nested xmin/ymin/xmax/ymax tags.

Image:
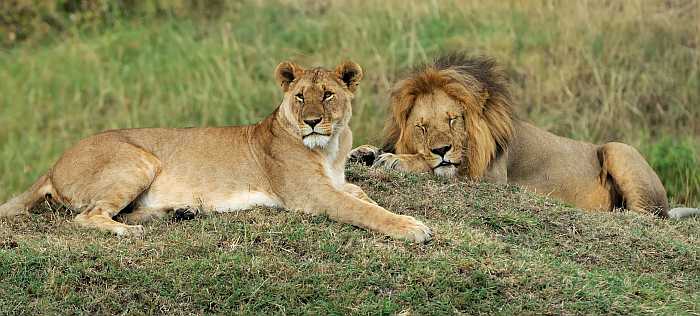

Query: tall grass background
<box><xmin>1</xmin><ymin>0</ymin><xmax>698</xmax><ymax>205</ymax></box>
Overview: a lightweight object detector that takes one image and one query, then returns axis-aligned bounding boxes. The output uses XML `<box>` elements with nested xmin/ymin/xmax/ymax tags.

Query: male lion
<box><xmin>0</xmin><ymin>60</ymin><xmax>432</xmax><ymax>242</ymax></box>
<box><xmin>350</xmin><ymin>54</ymin><xmax>698</xmax><ymax>219</ymax></box>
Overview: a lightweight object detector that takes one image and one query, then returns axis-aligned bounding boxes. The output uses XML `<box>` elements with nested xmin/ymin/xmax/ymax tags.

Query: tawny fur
<box><xmin>0</xmin><ymin>61</ymin><xmax>432</xmax><ymax>241</ymax></box>
<box><xmin>351</xmin><ymin>54</ymin><xmax>698</xmax><ymax>218</ymax></box>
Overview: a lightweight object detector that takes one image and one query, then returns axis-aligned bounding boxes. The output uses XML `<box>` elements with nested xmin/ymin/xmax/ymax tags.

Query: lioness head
<box><xmin>384</xmin><ymin>55</ymin><xmax>513</xmax><ymax>179</ymax></box>
<box><xmin>275</xmin><ymin>60</ymin><xmax>363</xmax><ymax>149</ymax></box>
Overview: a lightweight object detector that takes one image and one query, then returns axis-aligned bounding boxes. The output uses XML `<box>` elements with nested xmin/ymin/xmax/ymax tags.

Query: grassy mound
<box><xmin>1</xmin><ymin>164</ymin><xmax>697</xmax><ymax>314</ymax></box>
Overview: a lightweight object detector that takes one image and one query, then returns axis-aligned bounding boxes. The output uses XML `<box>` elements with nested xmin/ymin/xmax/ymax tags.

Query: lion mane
<box><xmin>383</xmin><ymin>54</ymin><xmax>514</xmax><ymax>179</ymax></box>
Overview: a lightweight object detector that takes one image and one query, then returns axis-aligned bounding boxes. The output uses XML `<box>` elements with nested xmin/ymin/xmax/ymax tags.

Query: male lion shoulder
<box><xmin>1</xmin><ymin>60</ymin><xmax>432</xmax><ymax>242</ymax></box>
<box><xmin>350</xmin><ymin>53</ymin><xmax>699</xmax><ymax>218</ymax></box>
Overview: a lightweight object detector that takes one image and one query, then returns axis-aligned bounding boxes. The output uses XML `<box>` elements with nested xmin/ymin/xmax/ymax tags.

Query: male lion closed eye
<box><xmin>0</xmin><ymin>60</ymin><xmax>432</xmax><ymax>242</ymax></box>
<box><xmin>350</xmin><ymin>53</ymin><xmax>699</xmax><ymax>219</ymax></box>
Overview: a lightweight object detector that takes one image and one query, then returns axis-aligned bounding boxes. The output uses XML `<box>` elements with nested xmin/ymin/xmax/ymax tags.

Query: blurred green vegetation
<box><xmin>0</xmin><ymin>0</ymin><xmax>230</xmax><ymax>46</ymax></box>
<box><xmin>1</xmin><ymin>0</ymin><xmax>698</xmax><ymax>205</ymax></box>
<box><xmin>645</xmin><ymin>137</ymin><xmax>700</xmax><ymax>205</ymax></box>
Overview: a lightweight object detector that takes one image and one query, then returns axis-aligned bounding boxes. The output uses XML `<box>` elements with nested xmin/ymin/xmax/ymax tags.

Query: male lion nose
<box><xmin>431</xmin><ymin>145</ymin><xmax>452</xmax><ymax>157</ymax></box>
<box><xmin>304</xmin><ymin>118</ymin><xmax>322</xmax><ymax>128</ymax></box>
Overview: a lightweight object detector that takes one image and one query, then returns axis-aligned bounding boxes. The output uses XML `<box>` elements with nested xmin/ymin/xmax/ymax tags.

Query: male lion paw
<box><xmin>348</xmin><ymin>145</ymin><xmax>381</xmax><ymax>166</ymax></box>
<box><xmin>372</xmin><ymin>153</ymin><xmax>406</xmax><ymax>171</ymax></box>
<box><xmin>386</xmin><ymin>215</ymin><xmax>433</xmax><ymax>243</ymax></box>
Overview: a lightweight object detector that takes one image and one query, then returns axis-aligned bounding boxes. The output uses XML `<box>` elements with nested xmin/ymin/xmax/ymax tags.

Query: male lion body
<box><xmin>0</xmin><ymin>61</ymin><xmax>431</xmax><ymax>242</ymax></box>
<box><xmin>351</xmin><ymin>54</ymin><xmax>698</xmax><ymax>218</ymax></box>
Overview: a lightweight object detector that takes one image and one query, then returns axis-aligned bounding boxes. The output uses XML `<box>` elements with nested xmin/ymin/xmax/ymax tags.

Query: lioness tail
<box><xmin>0</xmin><ymin>173</ymin><xmax>52</xmax><ymax>218</ymax></box>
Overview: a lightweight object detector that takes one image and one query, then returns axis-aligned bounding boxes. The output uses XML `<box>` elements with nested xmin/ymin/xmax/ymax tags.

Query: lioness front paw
<box><xmin>372</xmin><ymin>153</ymin><xmax>406</xmax><ymax>171</ymax></box>
<box><xmin>348</xmin><ymin>145</ymin><xmax>380</xmax><ymax>166</ymax></box>
<box><xmin>386</xmin><ymin>215</ymin><xmax>432</xmax><ymax>243</ymax></box>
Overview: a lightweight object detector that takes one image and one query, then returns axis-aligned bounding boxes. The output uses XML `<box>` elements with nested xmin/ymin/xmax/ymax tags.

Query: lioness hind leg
<box><xmin>117</xmin><ymin>206</ymin><xmax>197</xmax><ymax>224</ymax></box>
<box><xmin>117</xmin><ymin>207</ymin><xmax>170</xmax><ymax>225</ymax></box>
<box><xmin>74</xmin><ymin>204</ymin><xmax>146</xmax><ymax>237</ymax></box>
<box><xmin>52</xmin><ymin>140</ymin><xmax>162</xmax><ymax>236</ymax></box>
<box><xmin>71</xmin><ymin>173</ymin><xmax>159</xmax><ymax>236</ymax></box>
<box><xmin>598</xmin><ymin>142</ymin><xmax>669</xmax><ymax>217</ymax></box>
<box><xmin>70</xmin><ymin>174</ymin><xmax>159</xmax><ymax>236</ymax></box>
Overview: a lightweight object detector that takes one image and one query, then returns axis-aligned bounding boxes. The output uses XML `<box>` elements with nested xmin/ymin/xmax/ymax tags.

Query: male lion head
<box><xmin>383</xmin><ymin>54</ymin><xmax>514</xmax><ymax>179</ymax></box>
<box><xmin>275</xmin><ymin>60</ymin><xmax>363</xmax><ymax>149</ymax></box>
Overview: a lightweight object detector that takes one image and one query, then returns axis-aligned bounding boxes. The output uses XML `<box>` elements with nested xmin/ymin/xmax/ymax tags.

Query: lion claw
<box><xmin>349</xmin><ymin>145</ymin><xmax>381</xmax><ymax>166</ymax></box>
<box><xmin>372</xmin><ymin>153</ymin><xmax>401</xmax><ymax>170</ymax></box>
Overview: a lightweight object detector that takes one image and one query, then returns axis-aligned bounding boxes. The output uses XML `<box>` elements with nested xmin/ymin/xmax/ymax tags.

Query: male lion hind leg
<box><xmin>0</xmin><ymin>174</ymin><xmax>54</xmax><ymax>218</ymax></box>
<box><xmin>599</xmin><ymin>143</ymin><xmax>700</xmax><ymax>219</ymax></box>
<box><xmin>290</xmin><ymin>189</ymin><xmax>432</xmax><ymax>243</ymax></box>
<box><xmin>599</xmin><ymin>142</ymin><xmax>671</xmax><ymax>217</ymax></box>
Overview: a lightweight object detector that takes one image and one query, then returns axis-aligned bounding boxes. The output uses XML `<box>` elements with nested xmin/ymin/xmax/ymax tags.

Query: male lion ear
<box><xmin>335</xmin><ymin>61</ymin><xmax>363</xmax><ymax>92</ymax></box>
<box><xmin>275</xmin><ymin>61</ymin><xmax>302</xmax><ymax>92</ymax></box>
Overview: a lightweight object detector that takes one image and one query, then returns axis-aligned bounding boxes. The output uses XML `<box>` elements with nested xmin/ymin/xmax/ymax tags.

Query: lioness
<box><xmin>0</xmin><ymin>60</ymin><xmax>432</xmax><ymax>242</ymax></box>
<box><xmin>351</xmin><ymin>54</ymin><xmax>698</xmax><ymax>219</ymax></box>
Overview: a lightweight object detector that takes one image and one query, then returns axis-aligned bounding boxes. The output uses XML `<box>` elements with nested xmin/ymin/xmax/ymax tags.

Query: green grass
<box><xmin>1</xmin><ymin>165</ymin><xmax>698</xmax><ymax>314</ymax></box>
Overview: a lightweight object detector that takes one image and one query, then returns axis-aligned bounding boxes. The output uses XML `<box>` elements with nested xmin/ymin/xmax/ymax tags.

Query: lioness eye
<box><xmin>323</xmin><ymin>91</ymin><xmax>334</xmax><ymax>101</ymax></box>
<box><xmin>295</xmin><ymin>93</ymin><xmax>304</xmax><ymax>102</ymax></box>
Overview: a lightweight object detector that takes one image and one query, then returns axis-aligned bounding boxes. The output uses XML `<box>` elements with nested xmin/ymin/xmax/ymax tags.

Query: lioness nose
<box><xmin>431</xmin><ymin>145</ymin><xmax>452</xmax><ymax>157</ymax></box>
<box><xmin>304</xmin><ymin>118</ymin><xmax>322</xmax><ymax>128</ymax></box>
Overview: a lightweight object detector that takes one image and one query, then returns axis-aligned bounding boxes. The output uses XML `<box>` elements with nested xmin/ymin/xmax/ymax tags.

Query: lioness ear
<box><xmin>275</xmin><ymin>61</ymin><xmax>302</xmax><ymax>92</ymax></box>
<box><xmin>335</xmin><ymin>61</ymin><xmax>363</xmax><ymax>92</ymax></box>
